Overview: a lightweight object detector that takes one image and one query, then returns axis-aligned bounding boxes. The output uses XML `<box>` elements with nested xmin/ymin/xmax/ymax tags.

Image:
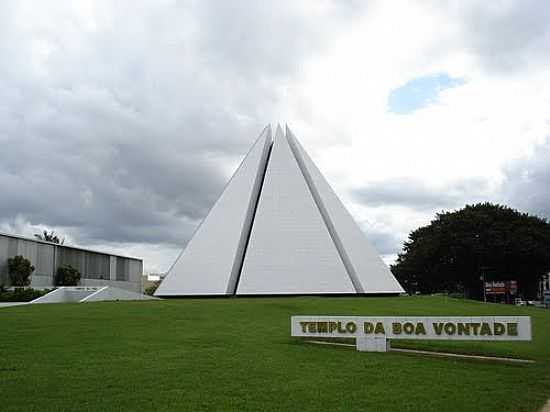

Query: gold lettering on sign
<box><xmin>471</xmin><ymin>323</ymin><xmax>481</xmax><ymax>335</ymax></box>
<box><xmin>415</xmin><ymin>323</ymin><xmax>427</xmax><ymax>335</ymax></box>
<box><xmin>457</xmin><ymin>323</ymin><xmax>470</xmax><ymax>336</ymax></box>
<box><xmin>363</xmin><ymin>322</ymin><xmax>385</xmax><ymax>334</ymax></box>
<box><xmin>480</xmin><ymin>322</ymin><xmax>492</xmax><ymax>336</ymax></box>
<box><xmin>364</xmin><ymin>322</ymin><xmax>374</xmax><ymax>334</ymax></box>
<box><xmin>374</xmin><ymin>322</ymin><xmax>385</xmax><ymax>334</ymax></box>
<box><xmin>337</xmin><ymin>322</ymin><xmax>346</xmax><ymax>333</ymax></box>
<box><xmin>444</xmin><ymin>323</ymin><xmax>456</xmax><ymax>335</ymax></box>
<box><xmin>494</xmin><ymin>322</ymin><xmax>505</xmax><ymax>336</ymax></box>
<box><xmin>433</xmin><ymin>323</ymin><xmax>444</xmax><ymax>335</ymax></box>
<box><xmin>297</xmin><ymin>318</ymin><xmax>525</xmax><ymax>339</ymax></box>
<box><xmin>507</xmin><ymin>323</ymin><xmax>518</xmax><ymax>336</ymax></box>
<box><xmin>392</xmin><ymin>322</ymin><xmax>401</xmax><ymax>334</ymax></box>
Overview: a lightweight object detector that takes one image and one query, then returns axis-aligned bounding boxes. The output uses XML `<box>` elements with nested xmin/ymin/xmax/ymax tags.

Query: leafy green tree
<box><xmin>8</xmin><ymin>255</ymin><xmax>35</xmax><ymax>286</ymax></box>
<box><xmin>391</xmin><ymin>203</ymin><xmax>550</xmax><ymax>299</ymax></box>
<box><xmin>56</xmin><ymin>265</ymin><xmax>81</xmax><ymax>286</ymax></box>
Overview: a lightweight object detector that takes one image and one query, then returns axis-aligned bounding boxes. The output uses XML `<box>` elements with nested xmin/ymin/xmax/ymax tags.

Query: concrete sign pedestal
<box><xmin>356</xmin><ymin>337</ymin><xmax>391</xmax><ymax>352</ymax></box>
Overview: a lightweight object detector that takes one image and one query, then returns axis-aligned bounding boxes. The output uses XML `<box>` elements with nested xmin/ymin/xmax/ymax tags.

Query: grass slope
<box><xmin>1</xmin><ymin>296</ymin><xmax>549</xmax><ymax>411</ymax></box>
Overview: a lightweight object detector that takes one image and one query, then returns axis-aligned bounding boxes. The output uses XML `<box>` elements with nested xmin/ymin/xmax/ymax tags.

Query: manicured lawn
<box><xmin>1</xmin><ymin>296</ymin><xmax>549</xmax><ymax>411</ymax></box>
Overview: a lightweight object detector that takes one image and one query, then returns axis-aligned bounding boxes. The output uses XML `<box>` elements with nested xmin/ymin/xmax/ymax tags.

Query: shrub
<box><xmin>8</xmin><ymin>255</ymin><xmax>35</xmax><ymax>286</ymax></box>
<box><xmin>56</xmin><ymin>265</ymin><xmax>81</xmax><ymax>286</ymax></box>
<box><xmin>0</xmin><ymin>287</ymin><xmax>50</xmax><ymax>302</ymax></box>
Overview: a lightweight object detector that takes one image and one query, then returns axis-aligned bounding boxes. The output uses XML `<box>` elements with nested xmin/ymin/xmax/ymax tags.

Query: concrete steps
<box><xmin>1</xmin><ymin>286</ymin><xmax>158</xmax><ymax>307</ymax></box>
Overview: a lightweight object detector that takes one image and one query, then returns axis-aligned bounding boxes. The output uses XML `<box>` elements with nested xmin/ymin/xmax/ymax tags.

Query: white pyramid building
<box><xmin>155</xmin><ymin>125</ymin><xmax>404</xmax><ymax>296</ymax></box>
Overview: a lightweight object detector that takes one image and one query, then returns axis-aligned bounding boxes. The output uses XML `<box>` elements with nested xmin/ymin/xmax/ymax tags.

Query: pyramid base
<box><xmin>156</xmin><ymin>292</ymin><xmax>403</xmax><ymax>298</ymax></box>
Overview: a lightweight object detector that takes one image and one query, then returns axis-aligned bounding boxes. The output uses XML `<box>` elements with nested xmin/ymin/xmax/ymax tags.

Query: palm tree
<box><xmin>34</xmin><ymin>230</ymin><xmax>64</xmax><ymax>244</ymax></box>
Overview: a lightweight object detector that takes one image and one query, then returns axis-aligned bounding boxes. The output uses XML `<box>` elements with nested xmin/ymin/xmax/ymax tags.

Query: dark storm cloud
<box><xmin>352</xmin><ymin>177</ymin><xmax>491</xmax><ymax>211</ymax></box>
<box><xmin>0</xmin><ymin>1</ymin><xmax>362</xmax><ymax>247</ymax></box>
<box><xmin>503</xmin><ymin>137</ymin><xmax>550</xmax><ymax>220</ymax></box>
<box><xmin>352</xmin><ymin>177</ymin><xmax>495</xmax><ymax>257</ymax></box>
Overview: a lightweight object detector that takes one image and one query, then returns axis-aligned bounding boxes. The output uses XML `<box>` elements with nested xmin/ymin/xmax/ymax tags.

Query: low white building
<box><xmin>0</xmin><ymin>232</ymin><xmax>143</xmax><ymax>293</ymax></box>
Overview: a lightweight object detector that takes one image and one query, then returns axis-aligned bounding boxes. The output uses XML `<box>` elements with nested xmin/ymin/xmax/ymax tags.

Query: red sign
<box><xmin>485</xmin><ymin>280</ymin><xmax>518</xmax><ymax>295</ymax></box>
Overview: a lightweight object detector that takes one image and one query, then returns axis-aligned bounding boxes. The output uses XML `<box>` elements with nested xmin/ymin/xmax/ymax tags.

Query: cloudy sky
<box><xmin>1</xmin><ymin>1</ymin><xmax>549</xmax><ymax>273</ymax></box>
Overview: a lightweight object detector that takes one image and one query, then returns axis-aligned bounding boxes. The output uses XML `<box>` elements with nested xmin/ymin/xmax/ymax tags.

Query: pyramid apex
<box><xmin>285</xmin><ymin>124</ymin><xmax>297</xmax><ymax>143</ymax></box>
<box><xmin>262</xmin><ymin>123</ymin><xmax>272</xmax><ymax>133</ymax></box>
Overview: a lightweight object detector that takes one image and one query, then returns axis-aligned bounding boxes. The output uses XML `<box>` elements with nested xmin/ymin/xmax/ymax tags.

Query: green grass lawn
<box><xmin>1</xmin><ymin>295</ymin><xmax>549</xmax><ymax>411</ymax></box>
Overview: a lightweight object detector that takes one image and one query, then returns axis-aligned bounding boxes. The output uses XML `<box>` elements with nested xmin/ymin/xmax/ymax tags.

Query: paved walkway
<box><xmin>0</xmin><ymin>302</ymin><xmax>27</xmax><ymax>308</ymax></box>
<box><xmin>540</xmin><ymin>400</ymin><xmax>550</xmax><ymax>412</ymax></box>
<box><xmin>391</xmin><ymin>347</ymin><xmax>534</xmax><ymax>364</ymax></box>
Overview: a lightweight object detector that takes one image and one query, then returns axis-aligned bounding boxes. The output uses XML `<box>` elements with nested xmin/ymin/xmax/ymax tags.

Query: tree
<box><xmin>34</xmin><ymin>230</ymin><xmax>64</xmax><ymax>244</ymax></box>
<box><xmin>56</xmin><ymin>265</ymin><xmax>81</xmax><ymax>286</ymax></box>
<box><xmin>391</xmin><ymin>203</ymin><xmax>550</xmax><ymax>299</ymax></box>
<box><xmin>8</xmin><ymin>255</ymin><xmax>35</xmax><ymax>287</ymax></box>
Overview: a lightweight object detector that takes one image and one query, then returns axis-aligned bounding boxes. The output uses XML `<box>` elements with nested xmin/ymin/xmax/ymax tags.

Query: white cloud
<box><xmin>277</xmin><ymin>1</ymin><xmax>550</xmax><ymax>263</ymax></box>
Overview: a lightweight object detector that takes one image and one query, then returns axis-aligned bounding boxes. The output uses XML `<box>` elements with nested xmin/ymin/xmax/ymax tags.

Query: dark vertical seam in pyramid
<box><xmin>227</xmin><ymin>139</ymin><xmax>274</xmax><ymax>295</ymax></box>
<box><xmin>286</xmin><ymin>130</ymin><xmax>365</xmax><ymax>293</ymax></box>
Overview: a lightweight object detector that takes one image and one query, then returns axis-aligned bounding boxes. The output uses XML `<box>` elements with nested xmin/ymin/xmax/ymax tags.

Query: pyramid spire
<box><xmin>237</xmin><ymin>125</ymin><xmax>355</xmax><ymax>294</ymax></box>
<box><xmin>156</xmin><ymin>125</ymin><xmax>403</xmax><ymax>296</ymax></box>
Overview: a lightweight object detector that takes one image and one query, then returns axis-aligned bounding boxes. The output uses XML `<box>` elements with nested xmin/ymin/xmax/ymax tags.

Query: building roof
<box><xmin>0</xmin><ymin>231</ymin><xmax>142</xmax><ymax>261</ymax></box>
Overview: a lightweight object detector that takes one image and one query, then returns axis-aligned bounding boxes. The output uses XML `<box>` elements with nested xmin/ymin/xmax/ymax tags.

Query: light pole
<box><xmin>480</xmin><ymin>266</ymin><xmax>488</xmax><ymax>303</ymax></box>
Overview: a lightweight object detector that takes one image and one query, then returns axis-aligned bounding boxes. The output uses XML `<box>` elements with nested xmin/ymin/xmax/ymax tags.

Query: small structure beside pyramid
<box><xmin>155</xmin><ymin>125</ymin><xmax>404</xmax><ymax>296</ymax></box>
